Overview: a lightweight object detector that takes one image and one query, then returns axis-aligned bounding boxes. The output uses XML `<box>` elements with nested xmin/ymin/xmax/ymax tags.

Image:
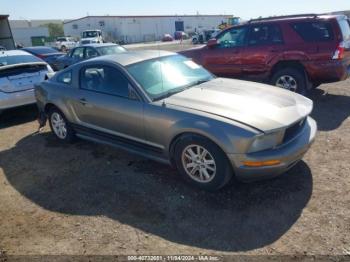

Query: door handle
<box><xmin>269</xmin><ymin>49</ymin><xmax>279</xmax><ymax>53</ymax></box>
<box><xmin>79</xmin><ymin>98</ymin><xmax>88</xmax><ymax>105</ymax></box>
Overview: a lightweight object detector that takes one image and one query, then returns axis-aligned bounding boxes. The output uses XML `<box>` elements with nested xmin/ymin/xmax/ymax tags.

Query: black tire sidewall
<box><xmin>174</xmin><ymin>135</ymin><xmax>233</xmax><ymax>191</ymax></box>
<box><xmin>271</xmin><ymin>68</ymin><xmax>307</xmax><ymax>95</ymax></box>
<box><xmin>48</xmin><ymin>108</ymin><xmax>75</xmax><ymax>142</ymax></box>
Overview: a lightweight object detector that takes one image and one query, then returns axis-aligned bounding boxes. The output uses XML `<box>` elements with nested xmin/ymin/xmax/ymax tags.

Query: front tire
<box><xmin>271</xmin><ymin>67</ymin><xmax>308</xmax><ymax>95</ymax></box>
<box><xmin>174</xmin><ymin>135</ymin><xmax>233</xmax><ymax>191</ymax></box>
<box><xmin>48</xmin><ymin>108</ymin><xmax>75</xmax><ymax>142</ymax></box>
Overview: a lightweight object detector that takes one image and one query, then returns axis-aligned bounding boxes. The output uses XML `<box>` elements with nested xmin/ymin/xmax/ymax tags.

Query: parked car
<box><xmin>54</xmin><ymin>43</ymin><xmax>127</xmax><ymax>70</ymax></box>
<box><xmin>35</xmin><ymin>51</ymin><xmax>316</xmax><ymax>191</ymax></box>
<box><xmin>0</xmin><ymin>50</ymin><xmax>52</xmax><ymax>113</ymax></box>
<box><xmin>162</xmin><ymin>34</ymin><xmax>174</xmax><ymax>42</ymax></box>
<box><xmin>192</xmin><ymin>29</ymin><xmax>221</xmax><ymax>44</ymax></box>
<box><xmin>55</xmin><ymin>36</ymin><xmax>77</xmax><ymax>52</ymax></box>
<box><xmin>21</xmin><ymin>46</ymin><xmax>65</xmax><ymax>71</ymax></box>
<box><xmin>174</xmin><ymin>31</ymin><xmax>189</xmax><ymax>40</ymax></box>
<box><xmin>180</xmin><ymin>14</ymin><xmax>350</xmax><ymax>95</ymax></box>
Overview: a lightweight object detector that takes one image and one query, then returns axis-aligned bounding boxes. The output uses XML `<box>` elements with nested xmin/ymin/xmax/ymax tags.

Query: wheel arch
<box><xmin>168</xmin><ymin>131</ymin><xmax>231</xmax><ymax>168</ymax></box>
<box><xmin>270</xmin><ymin>60</ymin><xmax>306</xmax><ymax>80</ymax></box>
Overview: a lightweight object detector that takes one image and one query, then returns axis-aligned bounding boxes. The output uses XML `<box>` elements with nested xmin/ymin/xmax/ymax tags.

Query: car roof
<box><xmin>0</xmin><ymin>50</ymin><xmax>33</xmax><ymax>57</ymax></box>
<box><xmin>80</xmin><ymin>43</ymin><xmax>120</xmax><ymax>48</ymax></box>
<box><xmin>22</xmin><ymin>46</ymin><xmax>57</xmax><ymax>50</ymax></box>
<box><xmin>88</xmin><ymin>50</ymin><xmax>176</xmax><ymax>66</ymax></box>
<box><xmin>248</xmin><ymin>14</ymin><xmax>345</xmax><ymax>24</ymax></box>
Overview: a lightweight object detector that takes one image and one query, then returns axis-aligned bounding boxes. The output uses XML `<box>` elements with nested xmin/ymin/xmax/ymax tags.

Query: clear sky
<box><xmin>1</xmin><ymin>0</ymin><xmax>349</xmax><ymax>20</ymax></box>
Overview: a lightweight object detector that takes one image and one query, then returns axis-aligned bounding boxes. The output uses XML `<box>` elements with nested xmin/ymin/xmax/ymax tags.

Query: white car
<box><xmin>55</xmin><ymin>37</ymin><xmax>77</xmax><ymax>52</ymax></box>
<box><xmin>0</xmin><ymin>50</ymin><xmax>52</xmax><ymax>113</ymax></box>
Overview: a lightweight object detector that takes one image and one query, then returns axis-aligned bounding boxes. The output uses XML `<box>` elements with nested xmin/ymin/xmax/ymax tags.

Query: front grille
<box><xmin>283</xmin><ymin>118</ymin><xmax>306</xmax><ymax>143</ymax></box>
<box><xmin>81</xmin><ymin>40</ymin><xmax>91</xmax><ymax>45</ymax></box>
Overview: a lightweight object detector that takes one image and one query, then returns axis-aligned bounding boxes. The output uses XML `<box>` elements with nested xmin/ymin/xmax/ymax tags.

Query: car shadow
<box><xmin>309</xmin><ymin>88</ymin><xmax>350</xmax><ymax>131</ymax></box>
<box><xmin>0</xmin><ymin>132</ymin><xmax>313</xmax><ymax>252</ymax></box>
<box><xmin>0</xmin><ymin>105</ymin><xmax>38</xmax><ymax>129</ymax></box>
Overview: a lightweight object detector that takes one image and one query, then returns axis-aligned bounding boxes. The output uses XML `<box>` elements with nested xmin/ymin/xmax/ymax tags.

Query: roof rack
<box><xmin>248</xmin><ymin>14</ymin><xmax>318</xmax><ymax>23</ymax></box>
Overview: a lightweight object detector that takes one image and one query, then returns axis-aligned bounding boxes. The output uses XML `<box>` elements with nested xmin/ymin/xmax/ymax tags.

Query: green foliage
<box><xmin>44</xmin><ymin>23</ymin><xmax>64</xmax><ymax>38</ymax></box>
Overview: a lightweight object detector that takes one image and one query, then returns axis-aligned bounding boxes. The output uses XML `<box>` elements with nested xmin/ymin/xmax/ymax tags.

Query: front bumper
<box><xmin>228</xmin><ymin>116</ymin><xmax>317</xmax><ymax>182</ymax></box>
<box><xmin>0</xmin><ymin>89</ymin><xmax>36</xmax><ymax>111</ymax></box>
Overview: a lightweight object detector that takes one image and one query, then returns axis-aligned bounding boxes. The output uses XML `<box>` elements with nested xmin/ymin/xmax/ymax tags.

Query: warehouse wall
<box><xmin>64</xmin><ymin>15</ymin><xmax>228</xmax><ymax>43</ymax></box>
<box><xmin>11</xmin><ymin>27</ymin><xmax>49</xmax><ymax>47</ymax></box>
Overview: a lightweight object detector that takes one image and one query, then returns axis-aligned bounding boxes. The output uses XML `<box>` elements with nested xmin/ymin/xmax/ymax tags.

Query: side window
<box><xmin>248</xmin><ymin>24</ymin><xmax>283</xmax><ymax>46</ymax></box>
<box><xmin>292</xmin><ymin>21</ymin><xmax>334</xmax><ymax>42</ymax></box>
<box><xmin>85</xmin><ymin>48</ymin><xmax>99</xmax><ymax>59</ymax></box>
<box><xmin>80</xmin><ymin>65</ymin><xmax>130</xmax><ymax>98</ymax></box>
<box><xmin>217</xmin><ymin>27</ymin><xmax>247</xmax><ymax>48</ymax></box>
<box><xmin>56</xmin><ymin>70</ymin><xmax>72</xmax><ymax>85</ymax></box>
<box><xmin>71</xmin><ymin>48</ymin><xmax>85</xmax><ymax>59</ymax></box>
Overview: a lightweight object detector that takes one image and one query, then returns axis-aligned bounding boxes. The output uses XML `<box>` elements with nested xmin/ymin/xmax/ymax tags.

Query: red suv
<box><xmin>180</xmin><ymin>14</ymin><xmax>350</xmax><ymax>94</ymax></box>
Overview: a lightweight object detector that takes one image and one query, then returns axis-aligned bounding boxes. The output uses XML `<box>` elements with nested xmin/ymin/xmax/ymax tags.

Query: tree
<box><xmin>44</xmin><ymin>23</ymin><xmax>64</xmax><ymax>37</ymax></box>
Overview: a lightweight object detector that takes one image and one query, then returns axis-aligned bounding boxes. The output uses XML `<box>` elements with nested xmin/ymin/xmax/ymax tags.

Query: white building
<box><xmin>9</xmin><ymin>19</ymin><xmax>64</xmax><ymax>47</ymax></box>
<box><xmin>64</xmin><ymin>15</ymin><xmax>230</xmax><ymax>43</ymax></box>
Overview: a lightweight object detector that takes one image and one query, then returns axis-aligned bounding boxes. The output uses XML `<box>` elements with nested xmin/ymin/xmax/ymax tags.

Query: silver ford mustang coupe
<box><xmin>35</xmin><ymin>51</ymin><xmax>317</xmax><ymax>191</ymax></box>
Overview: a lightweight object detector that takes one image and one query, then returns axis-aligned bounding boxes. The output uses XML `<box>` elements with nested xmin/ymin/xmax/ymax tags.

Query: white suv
<box><xmin>55</xmin><ymin>37</ymin><xmax>76</xmax><ymax>52</ymax></box>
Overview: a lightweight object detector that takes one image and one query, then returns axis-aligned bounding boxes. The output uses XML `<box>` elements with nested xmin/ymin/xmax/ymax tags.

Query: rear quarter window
<box><xmin>291</xmin><ymin>21</ymin><xmax>334</xmax><ymax>42</ymax></box>
<box><xmin>338</xmin><ymin>19</ymin><xmax>350</xmax><ymax>41</ymax></box>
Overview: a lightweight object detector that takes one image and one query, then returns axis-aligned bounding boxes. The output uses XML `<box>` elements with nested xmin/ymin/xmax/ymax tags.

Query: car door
<box><xmin>240</xmin><ymin>23</ymin><xmax>284</xmax><ymax>81</ymax></box>
<box><xmin>69</xmin><ymin>63</ymin><xmax>145</xmax><ymax>141</ymax></box>
<box><xmin>201</xmin><ymin>26</ymin><xmax>248</xmax><ymax>78</ymax></box>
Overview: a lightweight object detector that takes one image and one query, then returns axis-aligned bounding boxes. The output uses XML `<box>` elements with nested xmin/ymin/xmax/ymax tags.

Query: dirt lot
<box><xmin>0</xmin><ymin>42</ymin><xmax>349</xmax><ymax>257</ymax></box>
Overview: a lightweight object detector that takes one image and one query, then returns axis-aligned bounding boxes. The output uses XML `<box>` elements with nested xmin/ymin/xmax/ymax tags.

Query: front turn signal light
<box><xmin>243</xmin><ymin>160</ymin><xmax>281</xmax><ymax>167</ymax></box>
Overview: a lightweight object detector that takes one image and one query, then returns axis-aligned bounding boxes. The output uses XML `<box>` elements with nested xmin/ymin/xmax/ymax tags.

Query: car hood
<box><xmin>164</xmin><ymin>78</ymin><xmax>313</xmax><ymax>132</ymax></box>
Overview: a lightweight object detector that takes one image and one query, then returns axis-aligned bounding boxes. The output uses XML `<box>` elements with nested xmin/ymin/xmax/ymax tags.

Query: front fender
<box><xmin>165</xmin><ymin>116</ymin><xmax>258</xmax><ymax>157</ymax></box>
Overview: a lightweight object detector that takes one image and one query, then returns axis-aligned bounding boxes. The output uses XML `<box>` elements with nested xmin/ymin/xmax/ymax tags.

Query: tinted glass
<box><xmin>82</xmin><ymin>31</ymin><xmax>98</xmax><ymax>38</ymax></box>
<box><xmin>292</xmin><ymin>21</ymin><xmax>334</xmax><ymax>42</ymax></box>
<box><xmin>81</xmin><ymin>65</ymin><xmax>129</xmax><ymax>98</ymax></box>
<box><xmin>217</xmin><ymin>27</ymin><xmax>247</xmax><ymax>48</ymax></box>
<box><xmin>0</xmin><ymin>55</ymin><xmax>42</xmax><ymax>66</ymax></box>
<box><xmin>96</xmin><ymin>45</ymin><xmax>127</xmax><ymax>55</ymax></box>
<box><xmin>127</xmin><ymin>55</ymin><xmax>213</xmax><ymax>101</ymax></box>
<box><xmin>248</xmin><ymin>24</ymin><xmax>283</xmax><ymax>45</ymax></box>
<box><xmin>57</xmin><ymin>70</ymin><xmax>72</xmax><ymax>85</ymax></box>
<box><xmin>85</xmin><ymin>48</ymin><xmax>99</xmax><ymax>59</ymax></box>
<box><xmin>338</xmin><ymin>19</ymin><xmax>350</xmax><ymax>41</ymax></box>
<box><xmin>24</xmin><ymin>47</ymin><xmax>58</xmax><ymax>55</ymax></box>
<box><xmin>71</xmin><ymin>48</ymin><xmax>84</xmax><ymax>59</ymax></box>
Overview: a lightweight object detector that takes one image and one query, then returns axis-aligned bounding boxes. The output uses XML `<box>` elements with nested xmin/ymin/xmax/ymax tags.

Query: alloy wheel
<box><xmin>181</xmin><ymin>145</ymin><xmax>216</xmax><ymax>183</ymax></box>
<box><xmin>275</xmin><ymin>75</ymin><xmax>298</xmax><ymax>92</ymax></box>
<box><xmin>51</xmin><ymin>112</ymin><xmax>67</xmax><ymax>139</ymax></box>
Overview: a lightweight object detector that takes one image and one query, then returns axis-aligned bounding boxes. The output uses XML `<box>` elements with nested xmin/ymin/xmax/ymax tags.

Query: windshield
<box><xmin>127</xmin><ymin>55</ymin><xmax>213</xmax><ymax>101</ymax></box>
<box><xmin>96</xmin><ymin>45</ymin><xmax>127</xmax><ymax>55</ymax></box>
<box><xmin>83</xmin><ymin>31</ymin><xmax>98</xmax><ymax>38</ymax></box>
<box><xmin>0</xmin><ymin>55</ymin><xmax>42</xmax><ymax>67</ymax></box>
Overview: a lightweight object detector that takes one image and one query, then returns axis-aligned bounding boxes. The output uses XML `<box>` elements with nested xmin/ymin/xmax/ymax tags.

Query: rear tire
<box><xmin>271</xmin><ymin>67</ymin><xmax>308</xmax><ymax>95</ymax></box>
<box><xmin>174</xmin><ymin>134</ymin><xmax>233</xmax><ymax>191</ymax></box>
<box><xmin>48</xmin><ymin>108</ymin><xmax>75</xmax><ymax>143</ymax></box>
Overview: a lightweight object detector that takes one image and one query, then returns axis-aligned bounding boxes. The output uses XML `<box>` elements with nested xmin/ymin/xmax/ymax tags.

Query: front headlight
<box><xmin>248</xmin><ymin>131</ymin><xmax>284</xmax><ymax>153</ymax></box>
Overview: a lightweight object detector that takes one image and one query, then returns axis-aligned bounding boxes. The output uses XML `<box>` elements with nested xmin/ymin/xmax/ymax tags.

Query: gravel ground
<box><xmin>0</xmin><ymin>42</ymin><xmax>349</xmax><ymax>258</ymax></box>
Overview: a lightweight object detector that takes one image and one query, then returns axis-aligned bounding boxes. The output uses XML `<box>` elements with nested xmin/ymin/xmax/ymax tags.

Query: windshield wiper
<box><xmin>154</xmin><ymin>87</ymin><xmax>187</xmax><ymax>101</ymax></box>
<box><xmin>153</xmin><ymin>78</ymin><xmax>212</xmax><ymax>101</ymax></box>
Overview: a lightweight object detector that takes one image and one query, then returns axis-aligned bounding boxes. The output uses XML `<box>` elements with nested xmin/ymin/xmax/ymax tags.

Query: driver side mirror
<box><xmin>207</xmin><ymin>38</ymin><xmax>218</xmax><ymax>48</ymax></box>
